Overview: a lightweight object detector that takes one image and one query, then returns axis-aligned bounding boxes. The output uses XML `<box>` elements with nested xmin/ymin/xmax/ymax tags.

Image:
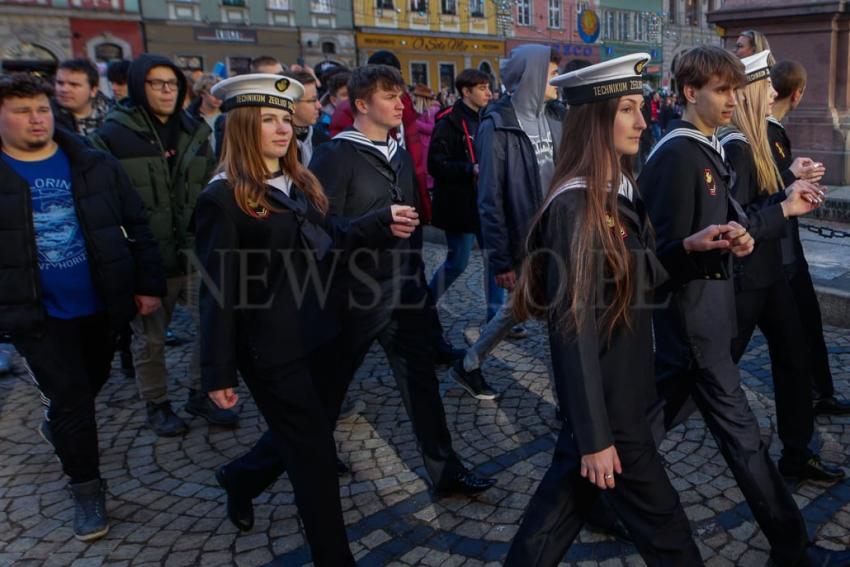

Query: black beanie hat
<box><xmin>367</xmin><ymin>50</ymin><xmax>401</xmax><ymax>70</ymax></box>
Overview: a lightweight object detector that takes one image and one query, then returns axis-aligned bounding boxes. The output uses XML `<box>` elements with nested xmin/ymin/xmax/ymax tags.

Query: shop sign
<box><xmin>194</xmin><ymin>28</ymin><xmax>257</xmax><ymax>44</ymax></box>
<box><xmin>357</xmin><ymin>33</ymin><xmax>503</xmax><ymax>56</ymax></box>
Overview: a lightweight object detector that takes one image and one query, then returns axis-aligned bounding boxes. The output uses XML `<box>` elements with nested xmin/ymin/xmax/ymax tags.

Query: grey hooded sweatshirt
<box><xmin>500</xmin><ymin>44</ymin><xmax>556</xmax><ymax>193</ymax></box>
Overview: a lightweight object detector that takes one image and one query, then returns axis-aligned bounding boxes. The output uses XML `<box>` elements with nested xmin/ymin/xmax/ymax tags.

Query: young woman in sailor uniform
<box><xmin>503</xmin><ymin>53</ymin><xmax>745</xmax><ymax>567</ymax></box>
<box><xmin>719</xmin><ymin>51</ymin><xmax>843</xmax><ymax>483</ymax></box>
<box><xmin>192</xmin><ymin>73</ymin><xmax>419</xmax><ymax>566</ymax></box>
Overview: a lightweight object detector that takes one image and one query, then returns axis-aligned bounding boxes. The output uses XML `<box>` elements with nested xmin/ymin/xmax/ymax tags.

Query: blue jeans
<box><xmin>428</xmin><ymin>231</ymin><xmax>504</xmax><ymax>322</ymax></box>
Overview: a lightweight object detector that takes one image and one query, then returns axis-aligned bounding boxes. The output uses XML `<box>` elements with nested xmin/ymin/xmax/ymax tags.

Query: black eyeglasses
<box><xmin>146</xmin><ymin>79</ymin><xmax>179</xmax><ymax>92</ymax></box>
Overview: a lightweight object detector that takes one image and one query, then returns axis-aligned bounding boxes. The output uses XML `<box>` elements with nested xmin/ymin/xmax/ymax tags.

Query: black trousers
<box><xmin>651</xmin><ymin>357</ymin><xmax>809</xmax><ymax>566</ymax></box>
<box><xmin>224</xmin><ymin>357</ymin><xmax>354</xmax><ymax>567</ymax></box>
<box><xmin>731</xmin><ymin>279</ymin><xmax>814</xmax><ymax>467</ymax></box>
<box><xmin>786</xmin><ymin>265</ymin><xmax>834</xmax><ymax>399</ymax></box>
<box><xmin>14</xmin><ymin>313</ymin><xmax>114</xmax><ymax>484</ymax></box>
<box><xmin>311</xmin><ymin>297</ymin><xmax>465</xmax><ymax>486</ymax></box>
<box><xmin>506</xmin><ymin>421</ymin><xmax>702</xmax><ymax>567</ymax></box>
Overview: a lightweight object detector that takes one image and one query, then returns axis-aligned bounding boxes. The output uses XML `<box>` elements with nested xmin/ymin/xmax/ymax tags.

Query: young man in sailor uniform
<box><xmin>638</xmin><ymin>45</ymin><xmax>849</xmax><ymax>566</ymax></box>
<box><xmin>307</xmin><ymin>64</ymin><xmax>496</xmax><ymax>496</ymax></box>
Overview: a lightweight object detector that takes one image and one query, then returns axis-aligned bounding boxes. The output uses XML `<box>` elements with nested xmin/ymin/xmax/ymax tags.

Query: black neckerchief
<box><xmin>266</xmin><ymin>186</ymin><xmax>333</xmax><ymax>260</ymax></box>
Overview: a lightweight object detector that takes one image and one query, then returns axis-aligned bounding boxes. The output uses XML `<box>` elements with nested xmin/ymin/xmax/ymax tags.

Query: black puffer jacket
<box><xmin>0</xmin><ymin>127</ymin><xmax>167</xmax><ymax>337</ymax></box>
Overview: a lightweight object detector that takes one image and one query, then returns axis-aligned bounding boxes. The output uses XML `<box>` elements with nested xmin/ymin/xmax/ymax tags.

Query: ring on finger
<box><xmin>604</xmin><ymin>473</ymin><xmax>613</xmax><ymax>480</ymax></box>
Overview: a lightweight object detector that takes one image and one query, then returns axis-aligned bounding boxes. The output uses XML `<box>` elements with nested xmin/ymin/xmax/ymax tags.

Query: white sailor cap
<box><xmin>550</xmin><ymin>53</ymin><xmax>650</xmax><ymax>106</ymax></box>
<box><xmin>741</xmin><ymin>50</ymin><xmax>771</xmax><ymax>84</ymax></box>
<box><xmin>211</xmin><ymin>73</ymin><xmax>304</xmax><ymax>113</ymax></box>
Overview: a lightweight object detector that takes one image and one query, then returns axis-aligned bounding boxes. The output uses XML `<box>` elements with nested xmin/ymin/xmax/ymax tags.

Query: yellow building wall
<box><xmin>354</xmin><ymin>0</ymin><xmax>497</xmax><ymax>36</ymax></box>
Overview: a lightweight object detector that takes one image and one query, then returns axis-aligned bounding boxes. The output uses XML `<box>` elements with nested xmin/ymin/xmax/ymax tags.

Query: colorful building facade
<box><xmin>354</xmin><ymin>0</ymin><xmax>504</xmax><ymax>92</ymax></box>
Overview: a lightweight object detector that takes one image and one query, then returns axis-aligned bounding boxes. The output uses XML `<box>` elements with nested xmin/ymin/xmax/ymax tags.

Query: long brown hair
<box><xmin>218</xmin><ymin>106</ymin><xmax>328</xmax><ymax>217</ymax></box>
<box><xmin>514</xmin><ymin>97</ymin><xmax>635</xmax><ymax>340</ymax></box>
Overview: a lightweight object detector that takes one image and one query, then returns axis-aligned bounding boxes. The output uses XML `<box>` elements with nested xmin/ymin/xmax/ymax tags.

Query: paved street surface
<box><xmin>0</xmin><ymin>243</ymin><xmax>848</xmax><ymax>567</ymax></box>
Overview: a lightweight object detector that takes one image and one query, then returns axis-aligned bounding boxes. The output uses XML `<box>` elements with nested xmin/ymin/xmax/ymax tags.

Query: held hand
<box><xmin>683</xmin><ymin>224</ymin><xmax>732</xmax><ymax>253</ymax></box>
<box><xmin>209</xmin><ymin>388</ymin><xmax>239</xmax><ymax>409</ymax></box>
<box><xmin>134</xmin><ymin>295</ymin><xmax>162</xmax><ymax>316</ymax></box>
<box><xmin>495</xmin><ymin>270</ymin><xmax>517</xmax><ymax>291</ymax></box>
<box><xmin>389</xmin><ymin>205</ymin><xmax>420</xmax><ymax>239</ymax></box>
<box><xmin>782</xmin><ymin>181</ymin><xmax>824</xmax><ymax>218</ymax></box>
<box><xmin>723</xmin><ymin>221</ymin><xmax>755</xmax><ymax>257</ymax></box>
<box><xmin>790</xmin><ymin>157</ymin><xmax>826</xmax><ymax>183</ymax></box>
<box><xmin>580</xmin><ymin>445</ymin><xmax>623</xmax><ymax>490</ymax></box>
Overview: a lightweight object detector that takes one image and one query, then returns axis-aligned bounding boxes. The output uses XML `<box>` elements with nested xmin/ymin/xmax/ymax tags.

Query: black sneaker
<box><xmin>433</xmin><ymin>470</ymin><xmax>496</xmax><ymax>497</ymax></box>
<box><xmin>68</xmin><ymin>479</ymin><xmax>109</xmax><ymax>541</ymax></box>
<box><xmin>450</xmin><ymin>361</ymin><xmax>497</xmax><ymax>400</ymax></box>
<box><xmin>778</xmin><ymin>456</ymin><xmax>845</xmax><ymax>482</ymax></box>
<box><xmin>184</xmin><ymin>390</ymin><xmax>239</xmax><ymax>428</ymax></box>
<box><xmin>507</xmin><ymin>324</ymin><xmax>528</xmax><ymax>340</ymax></box>
<box><xmin>146</xmin><ymin>401</ymin><xmax>188</xmax><ymax>437</ymax></box>
<box><xmin>813</xmin><ymin>395</ymin><xmax>850</xmax><ymax>416</ymax></box>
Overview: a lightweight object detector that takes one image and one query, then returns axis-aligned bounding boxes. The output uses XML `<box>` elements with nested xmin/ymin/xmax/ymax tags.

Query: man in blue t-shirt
<box><xmin>0</xmin><ymin>73</ymin><xmax>165</xmax><ymax>543</ymax></box>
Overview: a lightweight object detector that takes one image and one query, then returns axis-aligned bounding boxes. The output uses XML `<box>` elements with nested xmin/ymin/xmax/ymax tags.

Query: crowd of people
<box><xmin>0</xmin><ymin>28</ymin><xmax>849</xmax><ymax>567</ymax></box>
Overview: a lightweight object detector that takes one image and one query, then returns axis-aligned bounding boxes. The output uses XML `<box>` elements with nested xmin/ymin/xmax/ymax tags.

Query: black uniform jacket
<box><xmin>308</xmin><ymin>129</ymin><xmax>426</xmax><ymax>306</ymax></box>
<box><xmin>768</xmin><ymin>118</ymin><xmax>806</xmax><ymax>271</ymax></box>
<box><xmin>533</xmin><ymin>185</ymin><xmax>669</xmax><ymax>455</ymax></box>
<box><xmin>194</xmin><ymin>177</ymin><xmax>394</xmax><ymax>392</ymax></box>
<box><xmin>720</xmin><ymin>133</ymin><xmax>788</xmax><ymax>291</ymax></box>
<box><xmin>638</xmin><ymin>120</ymin><xmax>745</xmax><ymax>369</ymax></box>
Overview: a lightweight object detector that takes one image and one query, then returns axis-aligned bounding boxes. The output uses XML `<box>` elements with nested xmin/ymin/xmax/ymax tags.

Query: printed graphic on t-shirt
<box><xmin>30</xmin><ymin>177</ymin><xmax>88</xmax><ymax>271</ymax></box>
<box><xmin>527</xmin><ymin>132</ymin><xmax>554</xmax><ymax>167</ymax></box>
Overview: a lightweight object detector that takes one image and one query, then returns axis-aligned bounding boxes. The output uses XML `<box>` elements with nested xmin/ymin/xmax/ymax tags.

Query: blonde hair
<box><xmin>193</xmin><ymin>73</ymin><xmax>220</xmax><ymax>96</ymax></box>
<box><xmin>731</xmin><ymin>79</ymin><xmax>783</xmax><ymax>195</ymax></box>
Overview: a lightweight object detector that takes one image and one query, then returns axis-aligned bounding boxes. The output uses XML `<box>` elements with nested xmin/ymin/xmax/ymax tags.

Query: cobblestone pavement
<box><xmin>1</xmin><ymin>243</ymin><xmax>848</xmax><ymax>567</ymax></box>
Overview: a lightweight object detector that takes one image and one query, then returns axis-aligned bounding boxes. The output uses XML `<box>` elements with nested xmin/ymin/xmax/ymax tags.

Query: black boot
<box><xmin>146</xmin><ymin>400</ymin><xmax>188</xmax><ymax>437</ymax></box>
<box><xmin>184</xmin><ymin>389</ymin><xmax>239</xmax><ymax>428</ymax></box>
<box><xmin>68</xmin><ymin>479</ymin><xmax>109</xmax><ymax>541</ymax></box>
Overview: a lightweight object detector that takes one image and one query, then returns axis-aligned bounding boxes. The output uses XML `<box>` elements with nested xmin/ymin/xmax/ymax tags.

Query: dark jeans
<box><xmin>312</xmin><ymin>297</ymin><xmax>465</xmax><ymax>486</ymax></box>
<box><xmin>507</xmin><ymin>419</ymin><xmax>701</xmax><ymax>566</ymax></box>
<box><xmin>14</xmin><ymin>313</ymin><xmax>115</xmax><ymax>484</ymax></box>
<box><xmin>786</xmin><ymin>264</ymin><xmax>834</xmax><ymax>399</ymax></box>
<box><xmin>225</xmin><ymin>357</ymin><xmax>353</xmax><ymax>567</ymax></box>
<box><xmin>731</xmin><ymin>279</ymin><xmax>814</xmax><ymax>467</ymax></box>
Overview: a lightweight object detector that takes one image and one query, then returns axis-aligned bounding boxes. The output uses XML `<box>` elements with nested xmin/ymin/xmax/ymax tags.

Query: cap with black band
<box><xmin>211</xmin><ymin>73</ymin><xmax>304</xmax><ymax>113</ymax></box>
<box><xmin>741</xmin><ymin>50</ymin><xmax>771</xmax><ymax>84</ymax></box>
<box><xmin>551</xmin><ymin>52</ymin><xmax>651</xmax><ymax>106</ymax></box>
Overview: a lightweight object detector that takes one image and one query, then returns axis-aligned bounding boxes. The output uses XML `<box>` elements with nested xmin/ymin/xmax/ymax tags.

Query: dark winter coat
<box><xmin>195</xmin><ymin>177</ymin><xmax>394</xmax><ymax>392</ymax></box>
<box><xmin>0</xmin><ymin>127</ymin><xmax>166</xmax><ymax>337</ymax></box>
<box><xmin>476</xmin><ymin>94</ymin><xmax>562</xmax><ymax>274</ymax></box>
<box><xmin>428</xmin><ymin>100</ymin><xmax>480</xmax><ymax>234</ymax></box>
<box><xmin>719</xmin><ymin>132</ymin><xmax>788</xmax><ymax>291</ymax></box>
<box><xmin>92</xmin><ymin>54</ymin><xmax>217</xmax><ymax>278</ymax></box>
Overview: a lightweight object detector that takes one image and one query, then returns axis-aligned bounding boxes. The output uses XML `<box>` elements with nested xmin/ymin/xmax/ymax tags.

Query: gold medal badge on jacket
<box><xmin>774</xmin><ymin>140</ymin><xmax>786</xmax><ymax>159</ymax></box>
<box><xmin>704</xmin><ymin>168</ymin><xmax>717</xmax><ymax>197</ymax></box>
<box><xmin>606</xmin><ymin>214</ymin><xmax>627</xmax><ymax>239</ymax></box>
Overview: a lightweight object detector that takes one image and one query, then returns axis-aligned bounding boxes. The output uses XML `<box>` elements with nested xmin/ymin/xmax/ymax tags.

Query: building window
<box><xmin>93</xmin><ymin>42</ymin><xmax>123</xmax><ymax>62</ymax></box>
<box><xmin>469</xmin><ymin>0</ymin><xmax>483</xmax><ymax>18</ymax></box>
<box><xmin>603</xmin><ymin>10</ymin><xmax>614</xmax><ymax>40</ymax></box>
<box><xmin>228</xmin><ymin>56</ymin><xmax>251</xmax><ymax>76</ymax></box>
<box><xmin>410</xmin><ymin>0</ymin><xmax>427</xmax><ymax>13</ymax></box>
<box><xmin>311</xmin><ymin>0</ymin><xmax>333</xmax><ymax>12</ymax></box>
<box><xmin>321</xmin><ymin>41</ymin><xmax>336</xmax><ymax>54</ymax></box>
<box><xmin>547</xmin><ymin>0</ymin><xmax>561</xmax><ymax>28</ymax></box>
<box><xmin>439</xmin><ymin>62</ymin><xmax>455</xmax><ymax>92</ymax></box>
<box><xmin>411</xmin><ymin>62</ymin><xmax>428</xmax><ymax>86</ymax></box>
<box><xmin>268</xmin><ymin>0</ymin><xmax>290</xmax><ymax>9</ymax></box>
<box><xmin>442</xmin><ymin>0</ymin><xmax>456</xmax><ymax>15</ymax></box>
<box><xmin>223</xmin><ymin>0</ymin><xmax>245</xmax><ymax>5</ymax></box>
<box><xmin>72</xmin><ymin>0</ymin><xmax>122</xmax><ymax>9</ymax></box>
<box><xmin>377</xmin><ymin>0</ymin><xmax>394</xmax><ymax>9</ymax></box>
<box><xmin>686</xmin><ymin>0</ymin><xmax>698</xmax><ymax>26</ymax></box>
<box><xmin>619</xmin><ymin>11</ymin><xmax>630</xmax><ymax>41</ymax></box>
<box><xmin>668</xmin><ymin>0</ymin><xmax>677</xmax><ymax>24</ymax></box>
<box><xmin>517</xmin><ymin>0</ymin><xmax>530</xmax><ymax>26</ymax></box>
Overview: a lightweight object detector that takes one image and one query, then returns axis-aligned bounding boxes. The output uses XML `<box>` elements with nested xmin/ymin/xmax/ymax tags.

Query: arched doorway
<box><xmin>1</xmin><ymin>41</ymin><xmax>58</xmax><ymax>77</ymax></box>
